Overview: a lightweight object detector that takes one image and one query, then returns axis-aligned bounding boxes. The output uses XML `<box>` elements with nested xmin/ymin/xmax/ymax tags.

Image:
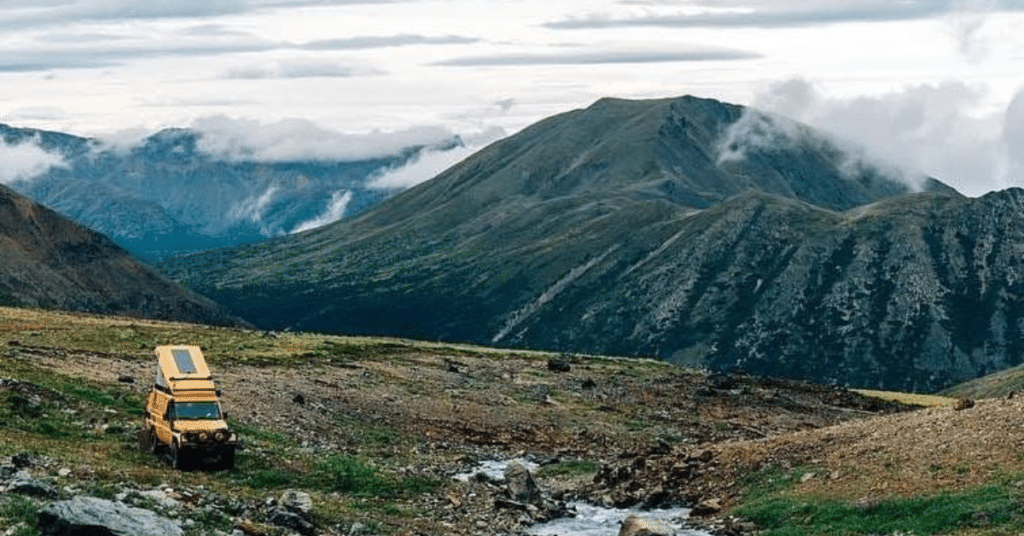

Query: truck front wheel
<box><xmin>220</xmin><ymin>447</ymin><xmax>236</xmax><ymax>471</ymax></box>
<box><xmin>171</xmin><ymin>442</ymin><xmax>189</xmax><ymax>470</ymax></box>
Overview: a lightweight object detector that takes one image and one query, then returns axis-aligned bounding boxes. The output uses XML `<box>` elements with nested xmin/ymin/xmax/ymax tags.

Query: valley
<box><xmin>8</xmin><ymin>307</ymin><xmax>1024</xmax><ymax>536</ymax></box>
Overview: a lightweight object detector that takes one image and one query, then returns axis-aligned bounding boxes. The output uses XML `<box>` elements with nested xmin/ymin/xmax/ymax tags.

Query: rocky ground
<box><xmin>0</xmin><ymin>330</ymin><xmax>931</xmax><ymax>536</ymax></box>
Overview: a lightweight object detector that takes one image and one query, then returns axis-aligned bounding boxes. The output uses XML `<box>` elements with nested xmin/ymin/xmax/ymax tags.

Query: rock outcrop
<box><xmin>37</xmin><ymin>496</ymin><xmax>184</xmax><ymax>536</ymax></box>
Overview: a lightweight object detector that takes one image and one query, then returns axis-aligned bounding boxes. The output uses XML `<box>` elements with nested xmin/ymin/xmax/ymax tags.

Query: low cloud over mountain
<box><xmin>0</xmin><ymin>118</ymin><xmax>465</xmax><ymax>258</ymax></box>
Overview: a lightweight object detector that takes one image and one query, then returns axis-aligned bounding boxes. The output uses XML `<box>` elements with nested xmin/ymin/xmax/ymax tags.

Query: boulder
<box><xmin>280</xmin><ymin>489</ymin><xmax>313</xmax><ymax>515</ymax></box>
<box><xmin>37</xmin><ymin>496</ymin><xmax>183</xmax><ymax>536</ymax></box>
<box><xmin>690</xmin><ymin>497</ymin><xmax>723</xmax><ymax>517</ymax></box>
<box><xmin>547</xmin><ymin>359</ymin><xmax>571</xmax><ymax>373</ymax></box>
<box><xmin>0</xmin><ymin>466</ymin><xmax>25</xmax><ymax>481</ymax></box>
<box><xmin>11</xmin><ymin>452</ymin><xmax>33</xmax><ymax>469</ymax></box>
<box><xmin>8</xmin><ymin>477</ymin><xmax>58</xmax><ymax>498</ymax></box>
<box><xmin>497</xmin><ymin>462</ymin><xmax>572</xmax><ymax>523</ymax></box>
<box><xmin>268</xmin><ymin>506</ymin><xmax>316</xmax><ymax>536</ymax></box>
<box><xmin>348</xmin><ymin>521</ymin><xmax>374</xmax><ymax>535</ymax></box>
<box><xmin>504</xmin><ymin>461</ymin><xmax>541</xmax><ymax>504</ymax></box>
<box><xmin>618</xmin><ymin>514</ymin><xmax>676</xmax><ymax>536</ymax></box>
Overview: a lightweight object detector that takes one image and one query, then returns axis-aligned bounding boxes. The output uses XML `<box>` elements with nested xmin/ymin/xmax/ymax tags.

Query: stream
<box><xmin>455</xmin><ymin>459</ymin><xmax>713</xmax><ymax>536</ymax></box>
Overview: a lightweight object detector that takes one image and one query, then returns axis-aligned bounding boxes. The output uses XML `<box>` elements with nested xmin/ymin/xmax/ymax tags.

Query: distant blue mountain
<box><xmin>0</xmin><ymin>123</ymin><xmax>462</xmax><ymax>260</ymax></box>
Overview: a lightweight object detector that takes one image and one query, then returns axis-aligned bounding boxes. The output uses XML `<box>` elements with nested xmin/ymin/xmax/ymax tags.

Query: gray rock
<box><xmin>504</xmin><ymin>462</ymin><xmax>541</xmax><ymax>505</ymax></box>
<box><xmin>280</xmin><ymin>489</ymin><xmax>313</xmax><ymax>515</ymax></box>
<box><xmin>11</xmin><ymin>452</ymin><xmax>33</xmax><ymax>469</ymax></box>
<box><xmin>618</xmin><ymin>514</ymin><xmax>675</xmax><ymax>536</ymax></box>
<box><xmin>136</xmin><ymin>489</ymin><xmax>182</xmax><ymax>510</ymax></box>
<box><xmin>268</xmin><ymin>506</ymin><xmax>316</xmax><ymax>536</ymax></box>
<box><xmin>37</xmin><ymin>496</ymin><xmax>183</xmax><ymax>536</ymax></box>
<box><xmin>690</xmin><ymin>497</ymin><xmax>723</xmax><ymax>517</ymax></box>
<box><xmin>9</xmin><ymin>478</ymin><xmax>58</xmax><ymax>498</ymax></box>
<box><xmin>348</xmin><ymin>521</ymin><xmax>374</xmax><ymax>535</ymax></box>
<box><xmin>0</xmin><ymin>466</ymin><xmax>21</xmax><ymax>480</ymax></box>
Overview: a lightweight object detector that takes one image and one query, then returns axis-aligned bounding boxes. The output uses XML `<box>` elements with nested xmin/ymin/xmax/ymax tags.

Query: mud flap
<box><xmin>138</xmin><ymin>428</ymin><xmax>153</xmax><ymax>451</ymax></box>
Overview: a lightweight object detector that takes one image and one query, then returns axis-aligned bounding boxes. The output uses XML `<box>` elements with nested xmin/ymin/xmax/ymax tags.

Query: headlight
<box><xmin>214</xmin><ymin>431</ymin><xmax>226</xmax><ymax>442</ymax></box>
<box><xmin>199</xmin><ymin>432</ymin><xmax>209</xmax><ymax>442</ymax></box>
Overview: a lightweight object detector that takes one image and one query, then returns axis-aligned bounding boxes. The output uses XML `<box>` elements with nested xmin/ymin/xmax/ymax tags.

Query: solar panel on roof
<box><xmin>171</xmin><ymin>348</ymin><xmax>198</xmax><ymax>374</ymax></box>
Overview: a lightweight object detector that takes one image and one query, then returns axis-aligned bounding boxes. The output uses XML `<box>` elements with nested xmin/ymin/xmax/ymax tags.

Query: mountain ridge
<box><xmin>0</xmin><ymin>183</ymin><xmax>243</xmax><ymax>326</ymax></box>
<box><xmin>161</xmin><ymin>95</ymin><xmax>1008</xmax><ymax>391</ymax></box>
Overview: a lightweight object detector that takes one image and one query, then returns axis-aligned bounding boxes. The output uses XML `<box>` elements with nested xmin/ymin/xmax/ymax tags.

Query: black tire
<box><xmin>220</xmin><ymin>447</ymin><xmax>236</xmax><ymax>471</ymax></box>
<box><xmin>171</xmin><ymin>442</ymin><xmax>188</xmax><ymax>471</ymax></box>
<box><xmin>147</xmin><ymin>428</ymin><xmax>162</xmax><ymax>455</ymax></box>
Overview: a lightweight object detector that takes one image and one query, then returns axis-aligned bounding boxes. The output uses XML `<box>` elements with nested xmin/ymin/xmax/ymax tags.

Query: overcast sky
<box><xmin>1</xmin><ymin>0</ymin><xmax>1024</xmax><ymax>195</ymax></box>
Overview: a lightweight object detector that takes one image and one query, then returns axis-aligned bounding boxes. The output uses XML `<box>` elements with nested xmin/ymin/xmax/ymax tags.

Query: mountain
<box><xmin>159</xmin><ymin>95</ymin><xmax>1010</xmax><ymax>392</ymax></box>
<box><xmin>0</xmin><ymin>184</ymin><xmax>242</xmax><ymax>325</ymax></box>
<box><xmin>0</xmin><ymin>123</ymin><xmax>462</xmax><ymax>260</ymax></box>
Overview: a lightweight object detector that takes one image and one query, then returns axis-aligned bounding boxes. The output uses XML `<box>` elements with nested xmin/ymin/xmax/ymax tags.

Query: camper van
<box><xmin>142</xmin><ymin>345</ymin><xmax>238</xmax><ymax>470</ymax></box>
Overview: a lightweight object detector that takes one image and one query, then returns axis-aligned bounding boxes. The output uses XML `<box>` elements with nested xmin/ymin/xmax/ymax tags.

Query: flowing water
<box><xmin>526</xmin><ymin>501</ymin><xmax>708</xmax><ymax>536</ymax></box>
<box><xmin>455</xmin><ymin>459</ymin><xmax>713</xmax><ymax>536</ymax></box>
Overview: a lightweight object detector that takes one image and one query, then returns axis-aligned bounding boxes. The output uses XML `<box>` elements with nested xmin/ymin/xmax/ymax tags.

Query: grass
<box><xmin>0</xmin><ymin>306</ymin><xmax>558</xmax><ymax>368</ymax></box>
<box><xmin>735</xmin><ymin>465</ymin><xmax>1024</xmax><ymax>535</ymax></box>
<box><xmin>535</xmin><ymin>459</ymin><xmax>601</xmax><ymax>478</ymax></box>
<box><xmin>0</xmin><ymin>496</ymin><xmax>38</xmax><ymax>536</ymax></box>
<box><xmin>853</xmin><ymin>389</ymin><xmax>955</xmax><ymax>407</ymax></box>
<box><xmin>0</xmin><ymin>336</ymin><xmax>441</xmax><ymax>535</ymax></box>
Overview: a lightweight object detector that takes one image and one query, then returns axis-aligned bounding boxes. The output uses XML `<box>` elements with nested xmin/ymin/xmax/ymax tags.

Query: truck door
<box><xmin>152</xmin><ymin>393</ymin><xmax>174</xmax><ymax>446</ymax></box>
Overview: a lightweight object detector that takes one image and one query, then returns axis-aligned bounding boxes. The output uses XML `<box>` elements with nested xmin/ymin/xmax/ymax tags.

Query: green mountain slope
<box><xmin>162</xmin><ymin>95</ymin><xmax>1010</xmax><ymax>391</ymax></box>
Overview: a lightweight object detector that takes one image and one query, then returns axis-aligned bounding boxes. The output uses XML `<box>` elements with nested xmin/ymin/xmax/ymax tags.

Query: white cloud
<box><xmin>0</xmin><ymin>0</ymin><xmax>248</xmax><ymax>29</ymax></box>
<box><xmin>946</xmin><ymin>0</ymin><xmax>999</xmax><ymax>59</ymax></box>
<box><xmin>227</xmin><ymin>185</ymin><xmax>279</xmax><ymax>234</ymax></box>
<box><xmin>92</xmin><ymin>127</ymin><xmax>156</xmax><ymax>153</ymax></box>
<box><xmin>3</xmin><ymin>106</ymin><xmax>67</xmax><ymax>122</ymax></box>
<box><xmin>435</xmin><ymin>46</ymin><xmax>761</xmax><ymax>66</ymax></box>
<box><xmin>291</xmin><ymin>190</ymin><xmax>352</xmax><ymax>233</ymax></box>
<box><xmin>748</xmin><ymin>78</ymin><xmax>1016</xmax><ymax>196</ymax></box>
<box><xmin>298</xmin><ymin>33</ymin><xmax>478</xmax><ymax>50</ymax></box>
<box><xmin>191</xmin><ymin>115</ymin><xmax>457</xmax><ymax>162</ymax></box>
<box><xmin>716</xmin><ymin>104</ymin><xmax>927</xmax><ymax>191</ymax></box>
<box><xmin>368</xmin><ymin>127</ymin><xmax>505</xmax><ymax>189</ymax></box>
<box><xmin>0</xmin><ymin>137</ymin><xmax>68</xmax><ymax>185</ymax></box>
<box><xmin>716</xmin><ymin>109</ymin><xmax>805</xmax><ymax>164</ymax></box>
<box><xmin>547</xmin><ymin>0</ymin><xmax>1024</xmax><ymax>29</ymax></box>
<box><xmin>0</xmin><ymin>36</ymin><xmax>280</xmax><ymax>72</ymax></box>
<box><xmin>222</xmin><ymin>59</ymin><xmax>378</xmax><ymax>79</ymax></box>
<box><xmin>1002</xmin><ymin>87</ymin><xmax>1024</xmax><ymax>184</ymax></box>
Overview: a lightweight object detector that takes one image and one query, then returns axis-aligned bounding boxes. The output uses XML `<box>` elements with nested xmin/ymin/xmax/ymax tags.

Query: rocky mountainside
<box><xmin>160</xmin><ymin>95</ymin><xmax>1013</xmax><ymax>392</ymax></box>
<box><xmin>0</xmin><ymin>184</ymin><xmax>241</xmax><ymax>325</ymax></box>
<box><xmin>1</xmin><ymin>123</ymin><xmax>460</xmax><ymax>260</ymax></box>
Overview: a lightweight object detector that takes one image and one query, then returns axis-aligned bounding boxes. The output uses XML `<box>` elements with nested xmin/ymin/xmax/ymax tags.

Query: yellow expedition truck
<box><xmin>142</xmin><ymin>345</ymin><xmax>238</xmax><ymax>470</ymax></box>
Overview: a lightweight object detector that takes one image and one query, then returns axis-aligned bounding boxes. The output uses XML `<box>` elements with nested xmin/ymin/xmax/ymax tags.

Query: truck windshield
<box><xmin>173</xmin><ymin>402</ymin><xmax>221</xmax><ymax>420</ymax></box>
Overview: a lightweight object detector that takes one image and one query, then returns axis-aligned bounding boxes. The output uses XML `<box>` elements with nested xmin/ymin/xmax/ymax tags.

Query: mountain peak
<box><xmin>361</xmin><ymin>95</ymin><xmax>954</xmax><ymax>232</ymax></box>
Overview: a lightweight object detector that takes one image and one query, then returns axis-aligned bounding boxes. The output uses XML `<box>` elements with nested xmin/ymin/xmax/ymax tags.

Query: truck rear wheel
<box><xmin>147</xmin><ymin>428</ymin><xmax>162</xmax><ymax>455</ymax></box>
